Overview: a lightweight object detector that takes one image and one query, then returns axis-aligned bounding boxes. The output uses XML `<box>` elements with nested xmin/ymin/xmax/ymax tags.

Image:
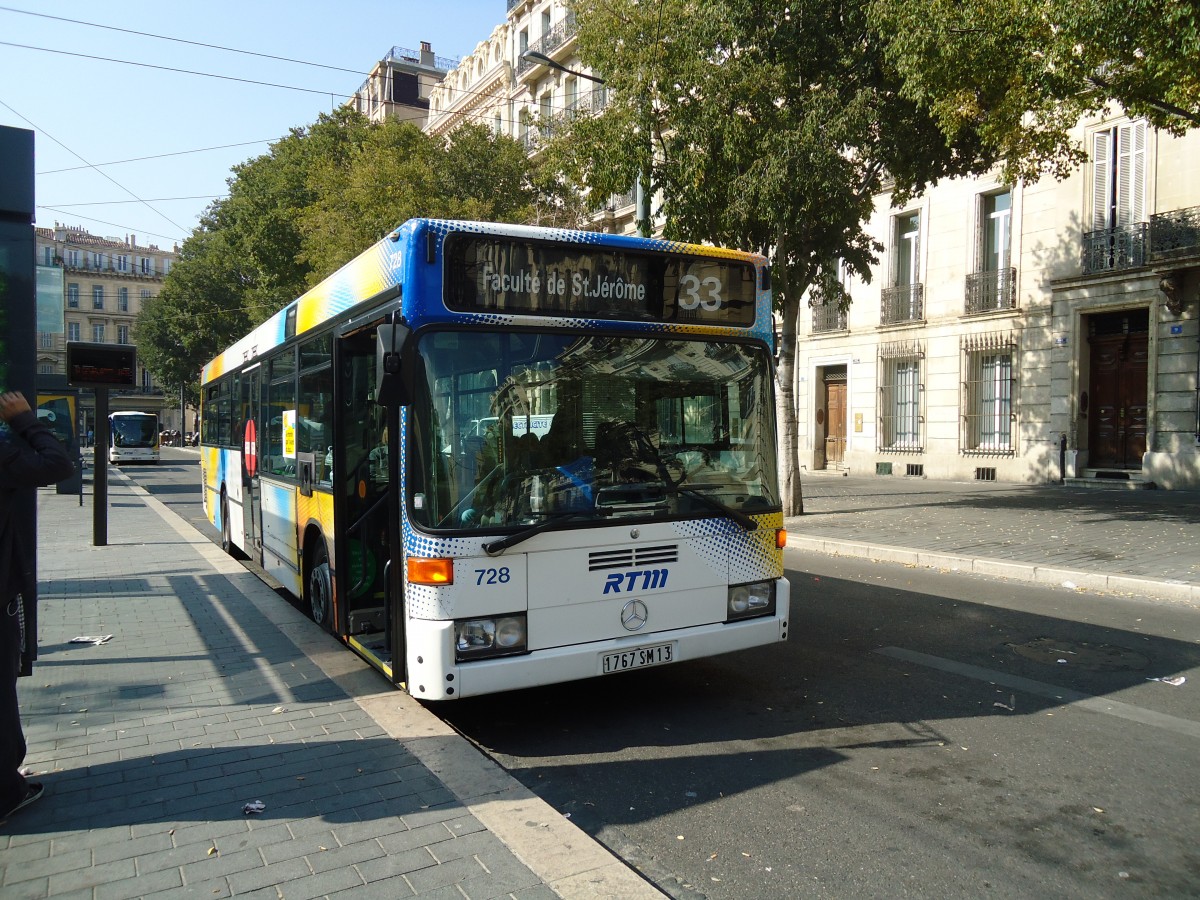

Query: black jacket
<box><xmin>0</xmin><ymin>409</ymin><xmax>75</xmax><ymax>602</ymax></box>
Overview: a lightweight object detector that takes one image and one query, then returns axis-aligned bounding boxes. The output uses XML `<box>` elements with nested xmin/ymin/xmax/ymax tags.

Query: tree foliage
<box><xmin>299</xmin><ymin>120</ymin><xmax>537</xmax><ymax>277</ymax></box>
<box><xmin>137</xmin><ymin>111</ymin><xmax>539</xmax><ymax>395</ymax></box>
<box><xmin>561</xmin><ymin>0</ymin><xmax>1003</xmax><ymax>513</ymax></box>
<box><xmin>560</xmin><ymin>0</ymin><xmax>1197</xmax><ymax>514</ymax></box>
<box><xmin>872</xmin><ymin>0</ymin><xmax>1200</xmax><ymax>182</ymax></box>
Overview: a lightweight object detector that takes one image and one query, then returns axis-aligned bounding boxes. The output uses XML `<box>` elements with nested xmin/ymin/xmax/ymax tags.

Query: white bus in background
<box><xmin>109</xmin><ymin>411</ymin><xmax>160</xmax><ymax>464</ymax></box>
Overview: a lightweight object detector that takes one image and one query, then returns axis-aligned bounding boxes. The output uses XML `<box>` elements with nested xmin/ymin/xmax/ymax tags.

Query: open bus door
<box><xmin>241</xmin><ymin>365</ymin><xmax>262</xmax><ymax>561</ymax></box>
<box><xmin>333</xmin><ymin>314</ymin><xmax>407</xmax><ymax>687</ymax></box>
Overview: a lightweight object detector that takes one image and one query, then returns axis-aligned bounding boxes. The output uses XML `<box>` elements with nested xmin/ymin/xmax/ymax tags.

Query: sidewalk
<box><xmin>787</xmin><ymin>473</ymin><xmax>1200</xmax><ymax>603</ymax></box>
<box><xmin>2</xmin><ymin>477</ymin><xmax>662</xmax><ymax>899</ymax></box>
<box><xmin>7</xmin><ymin>469</ymin><xmax>1198</xmax><ymax>899</ymax></box>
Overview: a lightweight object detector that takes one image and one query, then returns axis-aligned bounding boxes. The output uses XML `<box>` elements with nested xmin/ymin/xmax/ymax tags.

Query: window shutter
<box><xmin>913</xmin><ymin>216</ymin><xmax>921</xmax><ymax>284</ymax></box>
<box><xmin>1092</xmin><ymin>130</ymin><xmax>1112</xmax><ymax>230</ymax></box>
<box><xmin>975</xmin><ymin>195</ymin><xmax>987</xmax><ymax>271</ymax></box>
<box><xmin>1116</xmin><ymin>122</ymin><xmax>1147</xmax><ymax>225</ymax></box>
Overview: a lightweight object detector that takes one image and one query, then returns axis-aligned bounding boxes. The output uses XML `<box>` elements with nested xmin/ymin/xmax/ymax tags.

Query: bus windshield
<box><xmin>111</xmin><ymin>413</ymin><xmax>158</xmax><ymax>448</ymax></box>
<box><xmin>410</xmin><ymin>332</ymin><xmax>779</xmax><ymax>532</ymax></box>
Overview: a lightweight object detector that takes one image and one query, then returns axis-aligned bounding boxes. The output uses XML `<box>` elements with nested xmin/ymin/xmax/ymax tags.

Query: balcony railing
<box><xmin>565</xmin><ymin>89</ymin><xmax>607</xmax><ymax>117</ymax></box>
<box><xmin>1150</xmin><ymin>205</ymin><xmax>1200</xmax><ymax>261</ymax></box>
<box><xmin>880</xmin><ymin>283</ymin><xmax>924</xmax><ymax>324</ymax></box>
<box><xmin>541</xmin><ymin>90</ymin><xmax>609</xmax><ymax>141</ymax></box>
<box><xmin>517</xmin><ymin>14</ymin><xmax>579</xmax><ymax>75</ymax></box>
<box><xmin>964</xmin><ymin>267</ymin><xmax>1018</xmax><ymax>315</ymax></box>
<box><xmin>811</xmin><ymin>302</ymin><xmax>847</xmax><ymax>334</ymax></box>
<box><xmin>1082</xmin><ymin>223</ymin><xmax>1147</xmax><ymax>274</ymax></box>
<box><xmin>385</xmin><ymin>45</ymin><xmax>460</xmax><ymax>72</ymax></box>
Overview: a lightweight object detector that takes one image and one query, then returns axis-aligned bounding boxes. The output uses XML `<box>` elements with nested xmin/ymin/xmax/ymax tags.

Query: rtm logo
<box><xmin>603</xmin><ymin>569</ymin><xmax>669</xmax><ymax>594</ymax></box>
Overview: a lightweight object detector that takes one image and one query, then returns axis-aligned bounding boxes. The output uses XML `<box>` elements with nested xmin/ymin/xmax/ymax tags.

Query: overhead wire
<box><xmin>39</xmin><ymin>140</ymin><xmax>275</xmax><ymax>175</ymax></box>
<box><xmin>37</xmin><ymin>207</ymin><xmax>185</xmax><ymax>243</ymax></box>
<box><xmin>0</xmin><ymin>5</ymin><xmax>375</xmax><ymax>75</ymax></box>
<box><xmin>44</xmin><ymin>196</ymin><xmax>220</xmax><ymax>208</ymax></box>
<box><xmin>0</xmin><ymin>97</ymin><xmax>188</xmax><ymax>235</ymax></box>
<box><xmin>0</xmin><ymin>41</ymin><xmax>354</xmax><ymax>98</ymax></box>
<box><xmin>1</xmin><ymin>7</ymin><xmax>610</xmax><ymax>246</ymax></box>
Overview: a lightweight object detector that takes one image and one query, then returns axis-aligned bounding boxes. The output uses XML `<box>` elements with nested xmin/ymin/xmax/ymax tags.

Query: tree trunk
<box><xmin>774</xmin><ymin>262</ymin><xmax>804</xmax><ymax>516</ymax></box>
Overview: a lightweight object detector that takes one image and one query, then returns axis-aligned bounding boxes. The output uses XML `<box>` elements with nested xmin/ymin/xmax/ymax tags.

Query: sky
<box><xmin>0</xmin><ymin>1</ymin><xmax>507</xmax><ymax>251</ymax></box>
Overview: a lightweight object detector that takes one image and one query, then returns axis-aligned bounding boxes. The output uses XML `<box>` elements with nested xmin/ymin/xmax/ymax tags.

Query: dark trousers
<box><xmin>0</xmin><ymin>595</ymin><xmax>29</xmax><ymax>812</ymax></box>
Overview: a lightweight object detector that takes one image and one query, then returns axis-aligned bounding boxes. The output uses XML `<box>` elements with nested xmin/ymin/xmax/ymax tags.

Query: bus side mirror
<box><xmin>376</xmin><ymin>323</ymin><xmax>412</xmax><ymax>407</ymax></box>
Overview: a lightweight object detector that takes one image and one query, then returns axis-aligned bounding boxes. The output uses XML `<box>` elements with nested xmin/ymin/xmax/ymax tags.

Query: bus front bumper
<box><xmin>406</xmin><ymin>577</ymin><xmax>790</xmax><ymax>701</ymax></box>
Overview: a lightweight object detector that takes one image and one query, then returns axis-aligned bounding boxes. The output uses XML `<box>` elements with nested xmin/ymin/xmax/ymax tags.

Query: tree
<box><xmin>139</xmin><ymin>114</ymin><xmax>541</xmax><ymax>391</ymax></box>
<box><xmin>560</xmin><ymin>0</ymin><xmax>1003</xmax><ymax>514</ymax></box>
<box><xmin>134</xmin><ymin>228</ymin><xmax>253</xmax><ymax>400</ymax></box>
<box><xmin>873</xmin><ymin>0</ymin><xmax>1200</xmax><ymax>183</ymax></box>
<box><xmin>138</xmin><ymin>108</ymin><xmax>377</xmax><ymax>389</ymax></box>
<box><xmin>299</xmin><ymin>121</ymin><xmax>537</xmax><ymax>277</ymax></box>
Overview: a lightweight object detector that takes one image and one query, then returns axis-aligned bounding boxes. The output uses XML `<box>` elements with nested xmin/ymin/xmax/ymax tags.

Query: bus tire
<box><xmin>220</xmin><ymin>492</ymin><xmax>235</xmax><ymax>556</ymax></box>
<box><xmin>306</xmin><ymin>540</ymin><xmax>333</xmax><ymax>630</ymax></box>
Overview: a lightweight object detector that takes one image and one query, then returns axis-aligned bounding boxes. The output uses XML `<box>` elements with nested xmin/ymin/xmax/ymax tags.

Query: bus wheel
<box><xmin>306</xmin><ymin>541</ymin><xmax>333</xmax><ymax>630</ymax></box>
<box><xmin>220</xmin><ymin>494</ymin><xmax>233</xmax><ymax>555</ymax></box>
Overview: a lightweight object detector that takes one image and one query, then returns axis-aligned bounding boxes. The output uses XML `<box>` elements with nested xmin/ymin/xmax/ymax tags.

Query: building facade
<box><xmin>34</xmin><ymin>225</ymin><xmax>181</xmax><ymax>434</ymax></box>
<box><xmin>349</xmin><ymin>43</ymin><xmax>460</xmax><ymax>127</ymax></box>
<box><xmin>422</xmin><ymin>13</ymin><xmax>1200</xmax><ymax>490</ymax></box>
<box><xmin>795</xmin><ymin>111</ymin><xmax>1200</xmax><ymax>490</ymax></box>
<box><xmin>426</xmin><ymin>0</ymin><xmax>639</xmax><ymax>234</ymax></box>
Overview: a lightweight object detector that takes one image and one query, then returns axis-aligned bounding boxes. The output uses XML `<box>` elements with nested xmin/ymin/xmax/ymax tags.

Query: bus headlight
<box><xmin>727</xmin><ymin>581</ymin><xmax>775</xmax><ymax>621</ymax></box>
<box><xmin>455</xmin><ymin>614</ymin><xmax>528</xmax><ymax>661</ymax></box>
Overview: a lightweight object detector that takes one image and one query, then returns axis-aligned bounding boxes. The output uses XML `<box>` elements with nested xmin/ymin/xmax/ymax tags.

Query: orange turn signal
<box><xmin>775</xmin><ymin>528</ymin><xmax>788</xmax><ymax>549</ymax></box>
<box><xmin>408</xmin><ymin>557</ymin><xmax>454</xmax><ymax>585</ymax></box>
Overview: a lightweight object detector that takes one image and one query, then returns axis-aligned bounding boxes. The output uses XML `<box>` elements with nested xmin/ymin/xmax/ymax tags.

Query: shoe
<box><xmin>2</xmin><ymin>782</ymin><xmax>43</xmax><ymax>819</ymax></box>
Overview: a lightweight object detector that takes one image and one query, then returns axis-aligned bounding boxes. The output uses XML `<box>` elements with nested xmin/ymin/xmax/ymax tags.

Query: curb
<box><xmin>785</xmin><ymin>534</ymin><xmax>1200</xmax><ymax>605</ymax></box>
<box><xmin>112</xmin><ymin>468</ymin><xmax>667</xmax><ymax>900</ymax></box>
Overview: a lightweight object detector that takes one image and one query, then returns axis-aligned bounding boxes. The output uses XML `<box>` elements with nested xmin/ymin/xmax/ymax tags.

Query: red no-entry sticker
<box><xmin>244</xmin><ymin>419</ymin><xmax>258</xmax><ymax>476</ymax></box>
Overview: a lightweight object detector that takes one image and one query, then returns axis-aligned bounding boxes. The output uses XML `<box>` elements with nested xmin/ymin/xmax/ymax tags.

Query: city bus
<box><xmin>200</xmin><ymin>219</ymin><xmax>789</xmax><ymax>699</ymax></box>
<box><xmin>108</xmin><ymin>410</ymin><xmax>160</xmax><ymax>464</ymax></box>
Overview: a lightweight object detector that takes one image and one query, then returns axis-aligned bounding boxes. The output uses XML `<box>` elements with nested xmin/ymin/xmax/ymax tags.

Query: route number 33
<box><xmin>678</xmin><ymin>274</ymin><xmax>724</xmax><ymax>311</ymax></box>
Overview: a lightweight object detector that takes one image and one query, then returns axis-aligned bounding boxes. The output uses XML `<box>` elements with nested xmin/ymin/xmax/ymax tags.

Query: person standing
<box><xmin>0</xmin><ymin>391</ymin><xmax>74</xmax><ymax>820</ymax></box>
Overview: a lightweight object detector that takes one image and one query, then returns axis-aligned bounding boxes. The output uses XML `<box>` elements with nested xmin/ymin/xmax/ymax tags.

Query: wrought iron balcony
<box><xmin>811</xmin><ymin>302</ymin><xmax>847</xmax><ymax>334</ymax></box>
<box><xmin>1082</xmin><ymin>223</ymin><xmax>1147</xmax><ymax>274</ymax></box>
<box><xmin>517</xmin><ymin>14</ymin><xmax>579</xmax><ymax>76</ymax></box>
<box><xmin>565</xmin><ymin>89</ymin><xmax>607</xmax><ymax>117</ymax></box>
<box><xmin>541</xmin><ymin>91</ymin><xmax>608</xmax><ymax>141</ymax></box>
<box><xmin>609</xmin><ymin>188</ymin><xmax>636</xmax><ymax>211</ymax></box>
<box><xmin>1150</xmin><ymin>205</ymin><xmax>1200</xmax><ymax>261</ymax></box>
<box><xmin>880</xmin><ymin>283</ymin><xmax>924</xmax><ymax>324</ymax></box>
<box><xmin>964</xmin><ymin>268</ymin><xmax>1018</xmax><ymax>315</ymax></box>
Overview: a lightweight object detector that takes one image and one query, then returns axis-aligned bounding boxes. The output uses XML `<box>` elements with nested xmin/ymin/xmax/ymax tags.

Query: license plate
<box><xmin>601</xmin><ymin>642</ymin><xmax>674</xmax><ymax>675</ymax></box>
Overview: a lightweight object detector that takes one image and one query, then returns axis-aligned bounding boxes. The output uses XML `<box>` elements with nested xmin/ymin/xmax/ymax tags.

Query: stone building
<box><xmin>426</xmin><ymin>0</ymin><xmax>639</xmax><ymax>234</ymax></box>
<box><xmin>795</xmin><ymin>110</ymin><xmax>1200</xmax><ymax>490</ymax></box>
<box><xmin>34</xmin><ymin>225</ymin><xmax>180</xmax><ymax>434</ymax></box>
<box><xmin>349</xmin><ymin>42</ymin><xmax>460</xmax><ymax>127</ymax></box>
<box><xmin>423</xmin><ymin>12</ymin><xmax>1200</xmax><ymax>490</ymax></box>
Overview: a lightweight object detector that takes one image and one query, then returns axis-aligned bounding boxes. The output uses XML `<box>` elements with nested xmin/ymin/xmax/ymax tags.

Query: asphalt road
<box><xmin>119</xmin><ymin>449</ymin><xmax>1200</xmax><ymax>899</ymax></box>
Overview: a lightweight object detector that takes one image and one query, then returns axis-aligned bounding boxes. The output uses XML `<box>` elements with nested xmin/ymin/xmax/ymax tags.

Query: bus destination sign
<box><xmin>444</xmin><ymin>235</ymin><xmax>757</xmax><ymax>326</ymax></box>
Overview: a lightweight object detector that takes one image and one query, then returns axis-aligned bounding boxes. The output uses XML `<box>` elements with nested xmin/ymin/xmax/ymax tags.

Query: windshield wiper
<box><xmin>482</xmin><ymin>512</ymin><xmax>596</xmax><ymax>557</ymax></box>
<box><xmin>665</xmin><ymin>484</ymin><xmax>760</xmax><ymax>531</ymax></box>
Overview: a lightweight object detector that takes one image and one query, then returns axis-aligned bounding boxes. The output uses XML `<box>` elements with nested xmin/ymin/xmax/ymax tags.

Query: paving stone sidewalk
<box><xmin>787</xmin><ymin>474</ymin><xmax>1200</xmax><ymax>603</ymax></box>
<box><xmin>2</xmin><ymin>479</ymin><xmax>661</xmax><ymax>900</ymax></box>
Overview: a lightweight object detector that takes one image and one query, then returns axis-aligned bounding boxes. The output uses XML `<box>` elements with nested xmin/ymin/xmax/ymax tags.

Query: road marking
<box><xmin>876</xmin><ymin>646</ymin><xmax>1200</xmax><ymax>740</ymax></box>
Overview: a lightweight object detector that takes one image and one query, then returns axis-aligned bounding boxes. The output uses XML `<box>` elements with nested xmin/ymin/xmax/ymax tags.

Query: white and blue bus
<box><xmin>200</xmin><ymin>220</ymin><xmax>789</xmax><ymax>699</ymax></box>
<box><xmin>108</xmin><ymin>411</ymin><xmax>160</xmax><ymax>464</ymax></box>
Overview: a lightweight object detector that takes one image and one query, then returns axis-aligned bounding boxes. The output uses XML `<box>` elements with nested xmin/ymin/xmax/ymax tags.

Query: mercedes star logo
<box><xmin>620</xmin><ymin>599</ymin><xmax>649</xmax><ymax>632</ymax></box>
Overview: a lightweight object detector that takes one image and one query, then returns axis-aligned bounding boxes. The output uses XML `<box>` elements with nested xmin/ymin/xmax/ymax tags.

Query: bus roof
<box><xmin>201</xmin><ymin>219</ymin><xmax>769</xmax><ymax>385</ymax></box>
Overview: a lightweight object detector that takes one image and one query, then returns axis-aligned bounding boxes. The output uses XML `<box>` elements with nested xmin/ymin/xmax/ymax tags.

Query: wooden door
<box><xmin>1088</xmin><ymin>332</ymin><xmax>1148</xmax><ymax>468</ymax></box>
<box><xmin>824</xmin><ymin>381</ymin><xmax>847</xmax><ymax>467</ymax></box>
